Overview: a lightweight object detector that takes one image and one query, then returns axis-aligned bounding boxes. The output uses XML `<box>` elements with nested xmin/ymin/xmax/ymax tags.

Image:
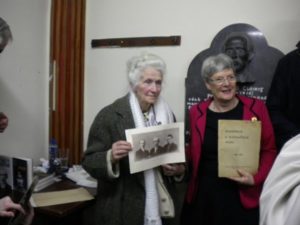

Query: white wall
<box><xmin>0</xmin><ymin>0</ymin><xmax>50</xmax><ymax>164</ymax></box>
<box><xmin>84</xmin><ymin>0</ymin><xmax>300</xmax><ymax>148</ymax></box>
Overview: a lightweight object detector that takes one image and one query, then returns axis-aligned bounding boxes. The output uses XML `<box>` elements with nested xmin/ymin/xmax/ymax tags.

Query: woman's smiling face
<box><xmin>205</xmin><ymin>68</ymin><xmax>237</xmax><ymax>103</ymax></box>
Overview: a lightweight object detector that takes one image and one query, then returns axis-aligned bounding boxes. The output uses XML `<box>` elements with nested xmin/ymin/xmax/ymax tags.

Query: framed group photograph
<box><xmin>125</xmin><ymin>122</ymin><xmax>185</xmax><ymax>174</ymax></box>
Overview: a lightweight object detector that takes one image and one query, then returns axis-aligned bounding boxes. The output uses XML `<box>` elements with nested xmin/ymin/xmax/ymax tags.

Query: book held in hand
<box><xmin>0</xmin><ymin>155</ymin><xmax>33</xmax><ymax>194</ymax></box>
<box><xmin>12</xmin><ymin>157</ymin><xmax>33</xmax><ymax>193</ymax></box>
<box><xmin>0</xmin><ymin>155</ymin><xmax>13</xmax><ymax>197</ymax></box>
<box><xmin>7</xmin><ymin>176</ymin><xmax>39</xmax><ymax>225</ymax></box>
<box><xmin>218</xmin><ymin>119</ymin><xmax>261</xmax><ymax>178</ymax></box>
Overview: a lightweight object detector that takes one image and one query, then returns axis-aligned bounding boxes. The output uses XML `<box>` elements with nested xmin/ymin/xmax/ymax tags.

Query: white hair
<box><xmin>127</xmin><ymin>52</ymin><xmax>166</xmax><ymax>88</ymax></box>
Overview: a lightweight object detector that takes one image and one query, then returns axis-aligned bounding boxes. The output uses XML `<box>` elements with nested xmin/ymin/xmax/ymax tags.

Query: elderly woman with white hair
<box><xmin>82</xmin><ymin>52</ymin><xmax>185</xmax><ymax>225</ymax></box>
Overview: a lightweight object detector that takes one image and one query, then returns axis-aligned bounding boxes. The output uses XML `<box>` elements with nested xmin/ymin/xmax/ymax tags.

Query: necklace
<box><xmin>143</xmin><ymin>111</ymin><xmax>149</xmax><ymax>122</ymax></box>
<box><xmin>211</xmin><ymin>98</ymin><xmax>238</xmax><ymax>112</ymax></box>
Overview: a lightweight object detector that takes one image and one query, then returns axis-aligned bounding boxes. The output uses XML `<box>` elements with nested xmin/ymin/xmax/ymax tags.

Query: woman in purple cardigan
<box><xmin>181</xmin><ymin>53</ymin><xmax>277</xmax><ymax>225</ymax></box>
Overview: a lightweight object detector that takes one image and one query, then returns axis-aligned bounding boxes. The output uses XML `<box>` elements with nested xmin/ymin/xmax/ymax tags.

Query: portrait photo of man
<box><xmin>135</xmin><ymin>139</ymin><xmax>151</xmax><ymax>161</ymax></box>
<box><xmin>150</xmin><ymin>137</ymin><xmax>164</xmax><ymax>157</ymax></box>
<box><xmin>222</xmin><ymin>33</ymin><xmax>255</xmax><ymax>84</ymax></box>
<box><xmin>163</xmin><ymin>134</ymin><xmax>178</xmax><ymax>153</ymax></box>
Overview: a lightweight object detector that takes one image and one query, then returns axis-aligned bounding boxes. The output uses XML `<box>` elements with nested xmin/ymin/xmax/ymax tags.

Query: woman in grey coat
<box><xmin>82</xmin><ymin>52</ymin><xmax>185</xmax><ymax>225</ymax></box>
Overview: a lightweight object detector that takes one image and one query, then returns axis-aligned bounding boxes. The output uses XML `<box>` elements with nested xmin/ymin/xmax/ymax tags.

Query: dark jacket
<box><xmin>184</xmin><ymin>95</ymin><xmax>277</xmax><ymax>209</ymax></box>
<box><xmin>266</xmin><ymin>48</ymin><xmax>300</xmax><ymax>150</ymax></box>
<box><xmin>82</xmin><ymin>94</ymin><xmax>179</xmax><ymax>225</ymax></box>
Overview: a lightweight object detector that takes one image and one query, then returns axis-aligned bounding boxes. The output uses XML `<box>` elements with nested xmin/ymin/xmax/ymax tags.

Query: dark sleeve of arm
<box><xmin>266</xmin><ymin>60</ymin><xmax>300</xmax><ymax>148</ymax></box>
<box><xmin>82</xmin><ymin>111</ymin><xmax>112</xmax><ymax>180</ymax></box>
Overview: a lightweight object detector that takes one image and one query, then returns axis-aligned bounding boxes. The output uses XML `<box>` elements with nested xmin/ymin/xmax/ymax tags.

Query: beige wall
<box><xmin>84</xmin><ymin>0</ymin><xmax>300</xmax><ymax>149</ymax></box>
<box><xmin>0</xmin><ymin>0</ymin><xmax>50</xmax><ymax>164</ymax></box>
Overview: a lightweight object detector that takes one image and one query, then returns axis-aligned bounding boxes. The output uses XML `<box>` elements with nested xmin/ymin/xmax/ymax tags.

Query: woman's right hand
<box><xmin>111</xmin><ymin>140</ymin><xmax>132</xmax><ymax>163</ymax></box>
<box><xmin>0</xmin><ymin>196</ymin><xmax>24</xmax><ymax>217</ymax></box>
<box><xmin>0</xmin><ymin>196</ymin><xmax>35</xmax><ymax>225</ymax></box>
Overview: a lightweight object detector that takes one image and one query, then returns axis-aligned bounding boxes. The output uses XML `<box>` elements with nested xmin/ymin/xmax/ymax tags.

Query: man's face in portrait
<box><xmin>139</xmin><ymin>140</ymin><xmax>145</xmax><ymax>149</ymax></box>
<box><xmin>166</xmin><ymin>135</ymin><xmax>173</xmax><ymax>144</ymax></box>
<box><xmin>153</xmin><ymin>138</ymin><xmax>159</xmax><ymax>147</ymax></box>
<box><xmin>224</xmin><ymin>37</ymin><xmax>249</xmax><ymax>73</ymax></box>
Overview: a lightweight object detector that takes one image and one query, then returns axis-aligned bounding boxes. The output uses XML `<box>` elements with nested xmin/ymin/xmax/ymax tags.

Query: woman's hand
<box><xmin>0</xmin><ymin>196</ymin><xmax>24</xmax><ymax>217</ymax></box>
<box><xmin>0</xmin><ymin>196</ymin><xmax>23</xmax><ymax>217</ymax></box>
<box><xmin>229</xmin><ymin>169</ymin><xmax>255</xmax><ymax>186</ymax></box>
<box><xmin>0</xmin><ymin>196</ymin><xmax>34</xmax><ymax>224</ymax></box>
<box><xmin>111</xmin><ymin>140</ymin><xmax>132</xmax><ymax>163</ymax></box>
<box><xmin>161</xmin><ymin>163</ymin><xmax>185</xmax><ymax>177</ymax></box>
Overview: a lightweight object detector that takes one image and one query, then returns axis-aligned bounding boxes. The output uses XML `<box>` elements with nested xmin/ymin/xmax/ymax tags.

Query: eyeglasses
<box><xmin>209</xmin><ymin>75</ymin><xmax>236</xmax><ymax>85</ymax></box>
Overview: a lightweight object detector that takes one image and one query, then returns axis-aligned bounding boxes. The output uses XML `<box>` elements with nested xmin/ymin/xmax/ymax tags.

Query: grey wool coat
<box><xmin>82</xmin><ymin>94</ymin><xmax>180</xmax><ymax>225</ymax></box>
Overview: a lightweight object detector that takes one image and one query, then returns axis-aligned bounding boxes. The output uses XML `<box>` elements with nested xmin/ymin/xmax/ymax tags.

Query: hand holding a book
<box><xmin>229</xmin><ymin>169</ymin><xmax>255</xmax><ymax>186</ymax></box>
<box><xmin>0</xmin><ymin>196</ymin><xmax>34</xmax><ymax>225</ymax></box>
<box><xmin>0</xmin><ymin>196</ymin><xmax>23</xmax><ymax>217</ymax></box>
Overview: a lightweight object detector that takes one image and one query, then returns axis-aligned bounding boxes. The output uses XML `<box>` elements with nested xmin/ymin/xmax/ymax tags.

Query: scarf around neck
<box><xmin>129</xmin><ymin>91</ymin><xmax>174</xmax><ymax>225</ymax></box>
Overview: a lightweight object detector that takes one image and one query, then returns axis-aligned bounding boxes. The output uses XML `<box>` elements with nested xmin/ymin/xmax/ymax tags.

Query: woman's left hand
<box><xmin>229</xmin><ymin>169</ymin><xmax>255</xmax><ymax>186</ymax></box>
<box><xmin>161</xmin><ymin>163</ymin><xmax>185</xmax><ymax>177</ymax></box>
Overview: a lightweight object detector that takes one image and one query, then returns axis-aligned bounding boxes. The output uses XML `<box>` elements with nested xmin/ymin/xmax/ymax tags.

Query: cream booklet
<box><xmin>218</xmin><ymin>119</ymin><xmax>261</xmax><ymax>178</ymax></box>
<box><xmin>31</xmin><ymin>187</ymin><xmax>94</xmax><ymax>207</ymax></box>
